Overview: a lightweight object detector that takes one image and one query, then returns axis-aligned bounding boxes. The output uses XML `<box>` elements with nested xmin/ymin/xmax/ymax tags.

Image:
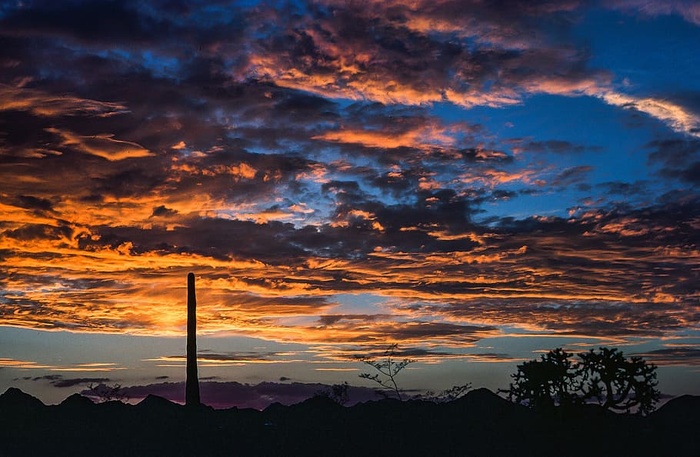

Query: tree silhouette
<box><xmin>85</xmin><ymin>383</ymin><xmax>129</xmax><ymax>403</ymax></box>
<box><xmin>315</xmin><ymin>381</ymin><xmax>351</xmax><ymax>405</ymax></box>
<box><xmin>503</xmin><ymin>347</ymin><xmax>660</xmax><ymax>415</ymax></box>
<box><xmin>504</xmin><ymin>348</ymin><xmax>579</xmax><ymax>410</ymax></box>
<box><xmin>578</xmin><ymin>347</ymin><xmax>659</xmax><ymax>415</ymax></box>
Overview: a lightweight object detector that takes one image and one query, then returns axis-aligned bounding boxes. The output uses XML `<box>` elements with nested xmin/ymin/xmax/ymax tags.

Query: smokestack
<box><xmin>185</xmin><ymin>272</ymin><xmax>200</xmax><ymax>406</ymax></box>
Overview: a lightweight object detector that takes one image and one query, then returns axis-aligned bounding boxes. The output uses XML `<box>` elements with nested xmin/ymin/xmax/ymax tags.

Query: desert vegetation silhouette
<box><xmin>502</xmin><ymin>347</ymin><xmax>660</xmax><ymax>415</ymax></box>
<box><xmin>85</xmin><ymin>382</ymin><xmax>129</xmax><ymax>403</ymax></box>
<box><xmin>358</xmin><ymin>344</ymin><xmax>414</xmax><ymax>400</ymax></box>
<box><xmin>358</xmin><ymin>343</ymin><xmax>472</xmax><ymax>402</ymax></box>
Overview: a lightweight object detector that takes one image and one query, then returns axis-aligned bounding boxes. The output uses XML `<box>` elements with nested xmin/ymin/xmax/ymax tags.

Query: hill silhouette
<box><xmin>1</xmin><ymin>387</ymin><xmax>698</xmax><ymax>456</ymax></box>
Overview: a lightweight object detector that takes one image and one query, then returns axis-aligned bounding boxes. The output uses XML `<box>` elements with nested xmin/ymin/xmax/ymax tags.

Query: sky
<box><xmin>1</xmin><ymin>0</ymin><xmax>699</xmax><ymax>407</ymax></box>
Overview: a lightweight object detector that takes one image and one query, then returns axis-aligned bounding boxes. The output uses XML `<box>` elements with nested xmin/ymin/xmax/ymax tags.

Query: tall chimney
<box><xmin>185</xmin><ymin>272</ymin><xmax>200</xmax><ymax>406</ymax></box>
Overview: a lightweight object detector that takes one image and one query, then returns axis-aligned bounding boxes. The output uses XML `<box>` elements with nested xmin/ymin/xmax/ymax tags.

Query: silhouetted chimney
<box><xmin>185</xmin><ymin>272</ymin><xmax>200</xmax><ymax>406</ymax></box>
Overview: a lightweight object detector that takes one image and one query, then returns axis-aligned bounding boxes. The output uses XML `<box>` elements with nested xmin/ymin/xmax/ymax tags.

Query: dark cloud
<box><xmin>93</xmin><ymin>167</ymin><xmax>166</xmax><ymax>199</ymax></box>
<box><xmin>0</xmin><ymin>1</ymin><xmax>165</xmax><ymax>44</ymax></box>
<box><xmin>551</xmin><ymin>165</ymin><xmax>593</xmax><ymax>187</ymax></box>
<box><xmin>679</xmin><ymin>161</ymin><xmax>700</xmax><ymax>184</ymax></box>
<box><xmin>52</xmin><ymin>377</ymin><xmax>111</xmax><ymax>388</ymax></box>
<box><xmin>646</xmin><ymin>138</ymin><xmax>700</xmax><ymax>185</ymax></box>
<box><xmin>0</xmin><ymin>109</ymin><xmax>64</xmax><ymax>158</ymax></box>
<box><xmin>311</xmin><ymin>315</ymin><xmax>498</xmax><ymax>345</ymax></box>
<box><xmin>273</xmin><ymin>92</ymin><xmax>338</xmax><ymax>123</ymax></box>
<box><xmin>3</xmin><ymin>223</ymin><xmax>74</xmax><ymax>242</ymax></box>
<box><xmin>634</xmin><ymin>347</ymin><xmax>700</xmax><ymax>366</ymax></box>
<box><xmin>150</xmin><ymin>205</ymin><xmax>178</xmax><ymax>218</ymax></box>
<box><xmin>597</xmin><ymin>180</ymin><xmax>650</xmax><ymax>197</ymax></box>
<box><xmin>522</xmin><ymin>140</ymin><xmax>595</xmax><ymax>154</ymax></box>
<box><xmin>14</xmin><ymin>195</ymin><xmax>57</xmax><ymax>213</ymax></box>
<box><xmin>31</xmin><ymin>374</ymin><xmax>62</xmax><ymax>382</ymax></box>
<box><xmin>417</xmin><ymin>299</ymin><xmax>695</xmax><ymax>338</ymax></box>
<box><xmin>29</xmin><ymin>374</ymin><xmax>111</xmax><ymax>388</ymax></box>
<box><xmin>163</xmin><ymin>350</ymin><xmax>291</xmax><ymax>363</ymax></box>
<box><xmin>317</xmin><ymin>314</ymin><xmax>384</xmax><ymax>327</ymax></box>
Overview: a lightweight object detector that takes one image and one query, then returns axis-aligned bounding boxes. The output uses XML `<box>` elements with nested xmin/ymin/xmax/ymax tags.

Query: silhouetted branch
<box><xmin>86</xmin><ymin>383</ymin><xmax>129</xmax><ymax>403</ymax></box>
<box><xmin>416</xmin><ymin>383</ymin><xmax>473</xmax><ymax>403</ymax></box>
<box><xmin>359</xmin><ymin>344</ymin><xmax>414</xmax><ymax>401</ymax></box>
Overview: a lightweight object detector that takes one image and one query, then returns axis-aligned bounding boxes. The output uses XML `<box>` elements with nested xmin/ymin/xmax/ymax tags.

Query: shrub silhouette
<box><xmin>85</xmin><ymin>383</ymin><xmax>129</xmax><ymax>403</ymax></box>
<box><xmin>504</xmin><ymin>347</ymin><xmax>660</xmax><ymax>415</ymax></box>
<box><xmin>314</xmin><ymin>381</ymin><xmax>351</xmax><ymax>405</ymax></box>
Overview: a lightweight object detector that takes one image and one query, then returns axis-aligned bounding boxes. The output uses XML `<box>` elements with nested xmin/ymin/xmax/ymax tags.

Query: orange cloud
<box><xmin>46</xmin><ymin>128</ymin><xmax>153</xmax><ymax>161</ymax></box>
<box><xmin>0</xmin><ymin>358</ymin><xmax>123</xmax><ymax>372</ymax></box>
<box><xmin>313</xmin><ymin>121</ymin><xmax>457</xmax><ymax>150</ymax></box>
<box><xmin>0</xmin><ymin>84</ymin><xmax>127</xmax><ymax>117</ymax></box>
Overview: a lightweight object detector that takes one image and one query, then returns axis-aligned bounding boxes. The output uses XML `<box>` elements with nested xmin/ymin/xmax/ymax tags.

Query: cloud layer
<box><xmin>1</xmin><ymin>0</ymin><xmax>698</xmax><ymax>374</ymax></box>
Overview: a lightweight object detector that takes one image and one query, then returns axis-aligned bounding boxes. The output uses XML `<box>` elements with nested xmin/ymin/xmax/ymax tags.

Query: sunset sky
<box><xmin>1</xmin><ymin>0</ymin><xmax>699</xmax><ymax>406</ymax></box>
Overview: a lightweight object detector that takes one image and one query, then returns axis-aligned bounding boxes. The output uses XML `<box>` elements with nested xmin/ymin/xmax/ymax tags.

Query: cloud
<box><xmin>0</xmin><ymin>0</ymin><xmax>698</xmax><ymax>369</ymax></box>
<box><xmin>313</xmin><ymin>119</ymin><xmax>458</xmax><ymax>150</ymax></box>
<box><xmin>306</xmin><ymin>316</ymin><xmax>498</xmax><ymax>345</ymax></box>
<box><xmin>607</xmin><ymin>0</ymin><xmax>700</xmax><ymax>25</ymax></box>
<box><xmin>646</xmin><ymin>138</ymin><xmax>700</xmax><ymax>185</ymax></box>
<box><xmin>46</xmin><ymin>128</ymin><xmax>153</xmax><ymax>161</ymax></box>
<box><xmin>599</xmin><ymin>91</ymin><xmax>700</xmax><ymax>138</ymax></box>
<box><xmin>1</xmin><ymin>190</ymin><xmax>697</xmax><ymax>344</ymax></box>
<box><xmin>550</xmin><ymin>165</ymin><xmax>594</xmax><ymax>188</ymax></box>
<box><xmin>150</xmin><ymin>205</ymin><xmax>179</xmax><ymax>218</ymax></box>
<box><xmin>0</xmin><ymin>84</ymin><xmax>128</xmax><ymax>118</ymax></box>
<box><xmin>634</xmin><ymin>346</ymin><xmax>700</xmax><ymax>366</ymax></box>
<box><xmin>0</xmin><ymin>358</ymin><xmax>123</xmax><ymax>373</ymax></box>
<box><xmin>412</xmin><ymin>299</ymin><xmax>696</xmax><ymax>338</ymax></box>
<box><xmin>519</xmin><ymin>140</ymin><xmax>597</xmax><ymax>155</ymax></box>
<box><xmin>51</xmin><ymin>376</ymin><xmax>112</xmax><ymax>388</ymax></box>
<box><xmin>0</xmin><ymin>358</ymin><xmax>55</xmax><ymax>370</ymax></box>
<box><xmin>14</xmin><ymin>195</ymin><xmax>57</xmax><ymax>214</ymax></box>
<box><xmin>245</xmin><ymin>0</ymin><xmax>607</xmax><ymax>108</ymax></box>
<box><xmin>148</xmin><ymin>350</ymin><xmax>306</xmax><ymax>367</ymax></box>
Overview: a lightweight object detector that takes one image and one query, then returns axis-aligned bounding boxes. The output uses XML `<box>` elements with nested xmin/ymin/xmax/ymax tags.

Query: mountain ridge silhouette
<box><xmin>1</xmin><ymin>387</ymin><xmax>698</xmax><ymax>456</ymax></box>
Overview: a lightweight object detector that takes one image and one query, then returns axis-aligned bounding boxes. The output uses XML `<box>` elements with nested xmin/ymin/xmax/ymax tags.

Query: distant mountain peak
<box><xmin>137</xmin><ymin>394</ymin><xmax>179</xmax><ymax>410</ymax></box>
<box><xmin>0</xmin><ymin>387</ymin><xmax>45</xmax><ymax>410</ymax></box>
<box><xmin>59</xmin><ymin>393</ymin><xmax>95</xmax><ymax>408</ymax></box>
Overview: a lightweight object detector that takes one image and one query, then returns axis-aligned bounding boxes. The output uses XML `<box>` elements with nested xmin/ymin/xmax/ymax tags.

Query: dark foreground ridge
<box><xmin>1</xmin><ymin>387</ymin><xmax>698</xmax><ymax>457</ymax></box>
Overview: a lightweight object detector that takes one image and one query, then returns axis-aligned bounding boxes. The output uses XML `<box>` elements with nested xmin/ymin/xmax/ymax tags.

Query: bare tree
<box><xmin>359</xmin><ymin>344</ymin><xmax>414</xmax><ymax>401</ymax></box>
